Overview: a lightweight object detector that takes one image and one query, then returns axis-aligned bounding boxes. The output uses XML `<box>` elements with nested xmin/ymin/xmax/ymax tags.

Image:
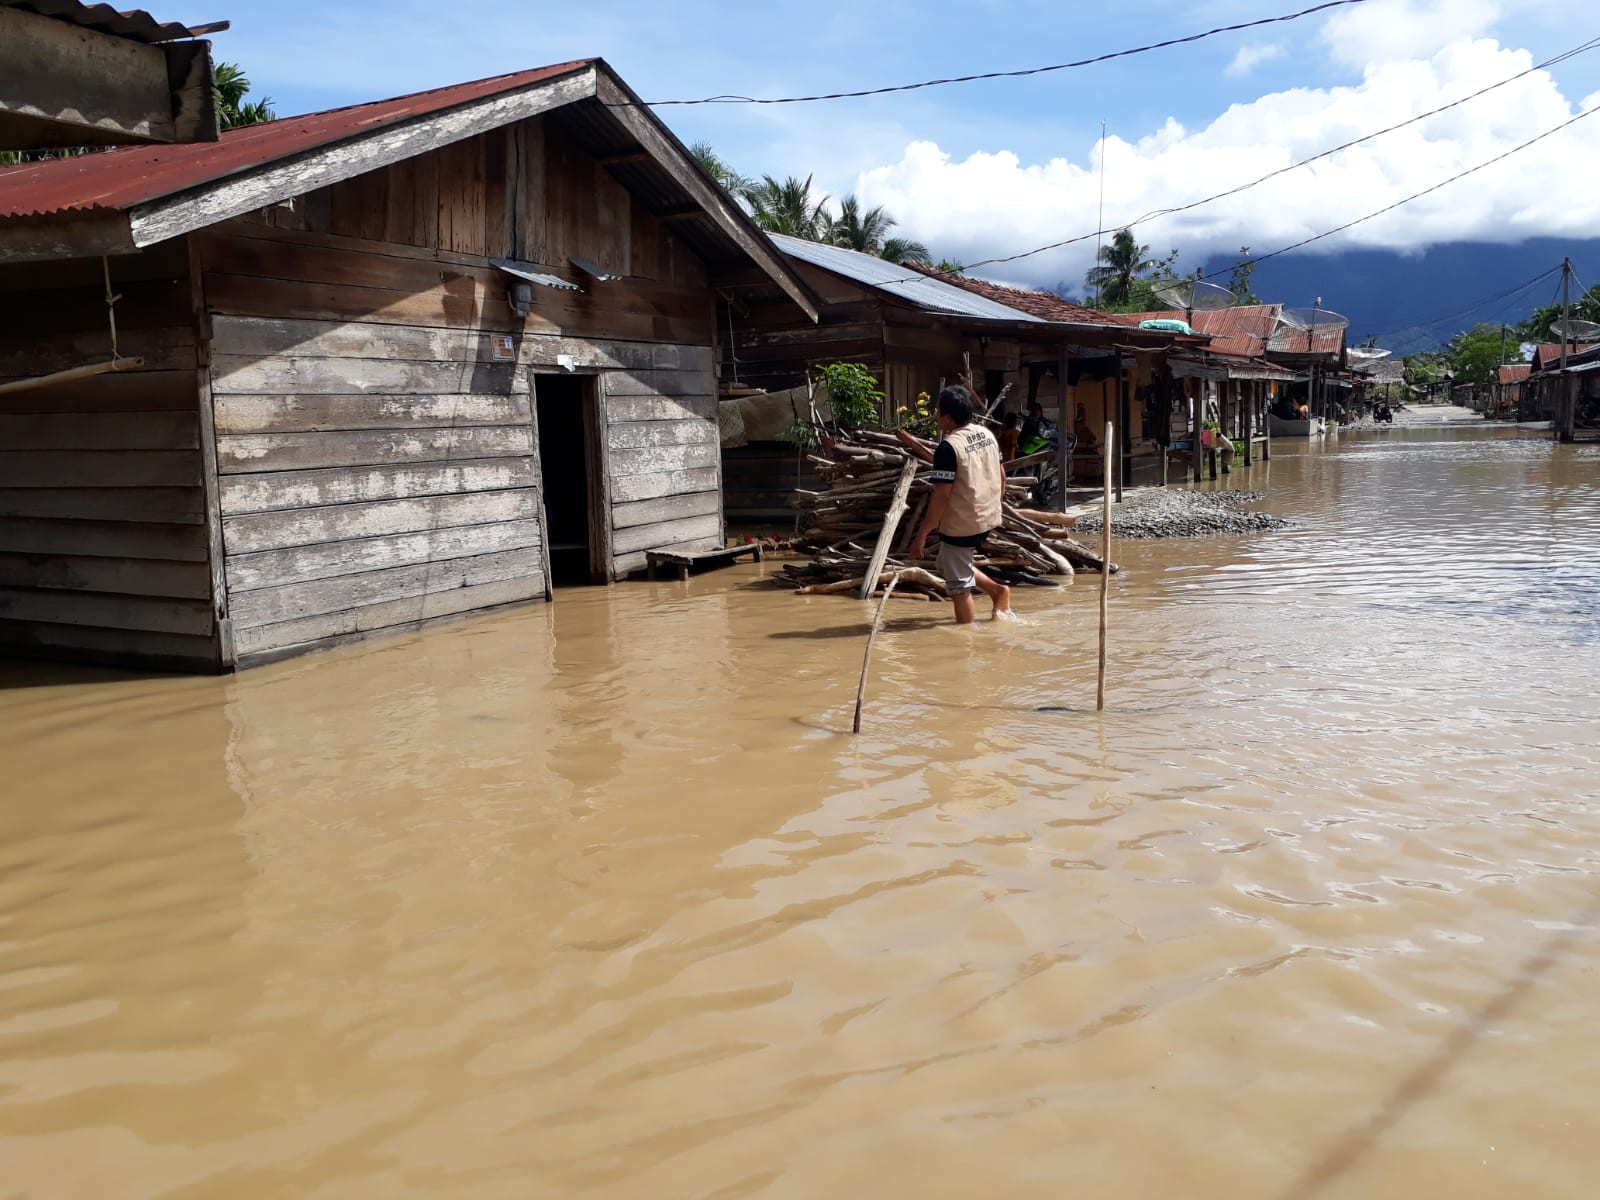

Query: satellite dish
<box><xmin>1347</xmin><ymin>347</ymin><xmax>1393</xmax><ymax>363</ymax></box>
<box><xmin>1279</xmin><ymin>305</ymin><xmax>1350</xmax><ymax>333</ymax></box>
<box><xmin>1153</xmin><ymin>279</ymin><xmax>1239</xmax><ymax>314</ymax></box>
<box><xmin>1550</xmin><ymin>318</ymin><xmax>1600</xmax><ymax>343</ymax></box>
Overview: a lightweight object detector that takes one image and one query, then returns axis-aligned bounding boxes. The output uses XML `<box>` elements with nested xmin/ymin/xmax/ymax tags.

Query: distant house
<box><xmin>0</xmin><ymin>0</ymin><xmax>222</xmax><ymax>149</ymax></box>
<box><xmin>1119</xmin><ymin>304</ymin><xmax>1294</xmax><ymax>461</ymax></box>
<box><xmin>719</xmin><ymin>244</ymin><xmax>1197</xmax><ymax>509</ymax></box>
<box><xmin>1524</xmin><ymin>341</ymin><xmax>1600</xmax><ymax>432</ymax></box>
<box><xmin>1497</xmin><ymin>362</ymin><xmax>1531</xmax><ymax>415</ymax></box>
<box><xmin>0</xmin><ymin>59</ymin><xmax>816</xmax><ymax>671</ymax></box>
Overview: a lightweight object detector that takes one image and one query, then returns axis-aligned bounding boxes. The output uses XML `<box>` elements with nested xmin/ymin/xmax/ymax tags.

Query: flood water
<box><xmin>3</xmin><ymin>425</ymin><xmax>1598</xmax><ymax>1199</ymax></box>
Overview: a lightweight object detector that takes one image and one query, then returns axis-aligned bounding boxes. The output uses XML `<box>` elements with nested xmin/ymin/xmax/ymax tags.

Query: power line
<box><xmin>1234</xmin><ymin>102</ymin><xmax>1600</xmax><ymax>270</ymax></box>
<box><xmin>892</xmin><ymin>33</ymin><xmax>1600</xmax><ymax>281</ymax></box>
<box><xmin>644</xmin><ymin>0</ymin><xmax>1369</xmax><ymax>106</ymax></box>
<box><xmin>1359</xmin><ymin>264</ymin><xmax>1563</xmax><ymax>343</ymax></box>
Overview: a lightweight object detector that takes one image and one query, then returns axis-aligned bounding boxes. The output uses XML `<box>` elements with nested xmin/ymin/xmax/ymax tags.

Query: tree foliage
<box><xmin>825</xmin><ymin>195</ymin><xmax>931</xmax><ymax>263</ymax></box>
<box><xmin>690</xmin><ymin>142</ymin><xmax>753</xmax><ymax>197</ymax></box>
<box><xmin>1084</xmin><ymin>228</ymin><xmax>1156</xmax><ymax>308</ymax></box>
<box><xmin>742</xmin><ymin>174</ymin><xmax>831</xmax><ymax>240</ymax></box>
<box><xmin>215</xmin><ymin>63</ymin><xmax>275</xmax><ymax>129</ymax></box>
<box><xmin>1446</xmin><ymin>323</ymin><xmax>1526</xmax><ymax>385</ymax></box>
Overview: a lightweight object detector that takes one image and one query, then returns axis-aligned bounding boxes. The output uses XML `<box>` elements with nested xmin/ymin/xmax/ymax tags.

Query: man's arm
<box><xmin>894</xmin><ymin>427</ymin><xmax>936</xmax><ymax>463</ymax></box>
<box><xmin>909</xmin><ymin>482</ymin><xmax>952</xmax><ymax>561</ymax></box>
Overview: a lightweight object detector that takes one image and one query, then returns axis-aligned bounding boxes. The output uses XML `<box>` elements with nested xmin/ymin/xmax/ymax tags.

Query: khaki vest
<box><xmin>940</xmin><ymin>424</ymin><xmax>1004</xmax><ymax>537</ymax></box>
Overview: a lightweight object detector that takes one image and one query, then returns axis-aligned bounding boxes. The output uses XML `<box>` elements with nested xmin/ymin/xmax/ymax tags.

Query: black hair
<box><xmin>1002</xmin><ymin>411</ymin><xmax>1019</xmax><ymax>428</ymax></box>
<box><xmin>937</xmin><ymin>385</ymin><xmax>974</xmax><ymax>426</ymax></box>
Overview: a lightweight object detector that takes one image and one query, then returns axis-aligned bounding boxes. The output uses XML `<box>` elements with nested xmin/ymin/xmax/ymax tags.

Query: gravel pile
<box><xmin>1072</xmin><ymin>488</ymin><xmax>1292</xmax><ymax>539</ymax></box>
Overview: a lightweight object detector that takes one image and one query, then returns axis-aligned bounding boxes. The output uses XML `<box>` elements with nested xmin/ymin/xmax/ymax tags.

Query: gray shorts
<box><xmin>938</xmin><ymin>541</ymin><xmax>979</xmax><ymax>595</ymax></box>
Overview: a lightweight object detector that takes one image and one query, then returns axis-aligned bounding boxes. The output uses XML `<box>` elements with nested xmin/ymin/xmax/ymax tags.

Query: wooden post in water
<box><xmin>1097</xmin><ymin>422</ymin><xmax>1113</xmax><ymax>712</ymax></box>
<box><xmin>852</xmin><ymin>571</ymin><xmax>902</xmax><ymax>734</ymax></box>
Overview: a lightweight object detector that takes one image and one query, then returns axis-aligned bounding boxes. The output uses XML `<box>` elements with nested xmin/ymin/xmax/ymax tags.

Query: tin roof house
<box><xmin>0</xmin><ymin>59</ymin><xmax>816</xmax><ymax>671</ymax></box>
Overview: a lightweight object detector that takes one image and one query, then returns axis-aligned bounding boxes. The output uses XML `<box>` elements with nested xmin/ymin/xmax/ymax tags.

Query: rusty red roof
<box><xmin>1498</xmin><ymin>363</ymin><xmax>1532</xmax><ymax>384</ymax></box>
<box><xmin>0</xmin><ymin>60</ymin><xmax>594</xmax><ymax>221</ymax></box>
<box><xmin>1266</xmin><ymin>322</ymin><xmax>1345</xmax><ymax>357</ymax></box>
<box><xmin>902</xmin><ymin>263</ymin><xmax>1134</xmax><ymax>326</ymax></box>
<box><xmin>1120</xmin><ymin>303</ymin><xmax>1282</xmax><ymax>358</ymax></box>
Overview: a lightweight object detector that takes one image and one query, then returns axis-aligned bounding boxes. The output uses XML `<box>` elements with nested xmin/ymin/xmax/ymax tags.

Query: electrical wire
<box><xmin>881</xmin><ymin>34</ymin><xmax>1600</xmax><ymax>281</ymax></box>
<box><xmin>642</xmin><ymin>0</ymin><xmax>1369</xmax><ymax>105</ymax></box>
<box><xmin>1234</xmin><ymin>102</ymin><xmax>1600</xmax><ymax>270</ymax></box>
<box><xmin>1358</xmin><ymin>264</ymin><xmax>1563</xmax><ymax>343</ymax></box>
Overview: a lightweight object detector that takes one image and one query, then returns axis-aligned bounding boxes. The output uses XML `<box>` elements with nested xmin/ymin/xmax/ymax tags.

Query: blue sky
<box><xmin>165</xmin><ymin>1</ymin><xmax>1600</xmax><ymax>296</ymax></box>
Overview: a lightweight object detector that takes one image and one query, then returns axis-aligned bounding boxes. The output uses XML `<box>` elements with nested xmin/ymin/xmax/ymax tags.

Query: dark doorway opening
<box><xmin>533</xmin><ymin>374</ymin><xmax>602</xmax><ymax>586</ymax></box>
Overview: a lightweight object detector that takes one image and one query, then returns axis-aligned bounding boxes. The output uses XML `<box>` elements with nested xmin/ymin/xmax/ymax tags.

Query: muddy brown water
<box><xmin>2</xmin><ymin>426</ymin><xmax>1598</xmax><ymax>1199</ymax></box>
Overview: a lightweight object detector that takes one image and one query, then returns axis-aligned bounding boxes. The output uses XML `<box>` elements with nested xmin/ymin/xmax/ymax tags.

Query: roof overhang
<box><xmin>0</xmin><ymin>4</ymin><xmax>219</xmax><ymax>150</ymax></box>
<box><xmin>0</xmin><ymin>57</ymin><xmax>822</xmax><ymax>322</ymax></box>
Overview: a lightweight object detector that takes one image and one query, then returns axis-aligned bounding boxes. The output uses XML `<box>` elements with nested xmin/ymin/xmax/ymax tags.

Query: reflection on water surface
<box><xmin>2</xmin><ymin>427</ymin><xmax>1597</xmax><ymax>1199</ymax></box>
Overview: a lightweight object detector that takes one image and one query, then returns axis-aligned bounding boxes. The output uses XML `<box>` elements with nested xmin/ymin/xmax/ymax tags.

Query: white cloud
<box><xmin>1319</xmin><ymin>0</ymin><xmax>1501</xmax><ymax>69</ymax></box>
<box><xmin>1225</xmin><ymin>42</ymin><xmax>1286</xmax><ymax>78</ymax></box>
<box><xmin>853</xmin><ymin>35</ymin><xmax>1600</xmax><ymax>294</ymax></box>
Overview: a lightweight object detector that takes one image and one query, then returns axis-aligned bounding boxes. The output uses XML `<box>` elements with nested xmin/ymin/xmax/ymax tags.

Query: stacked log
<box><xmin>781</xmin><ymin>429</ymin><xmax>1116</xmax><ymax>599</ymax></box>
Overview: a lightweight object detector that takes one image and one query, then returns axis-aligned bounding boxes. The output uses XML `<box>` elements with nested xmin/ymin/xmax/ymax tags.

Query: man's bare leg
<box><xmin>973</xmin><ymin>569</ymin><xmax>1012</xmax><ymax>618</ymax></box>
<box><xmin>952</xmin><ymin>592</ymin><xmax>978</xmax><ymax>624</ymax></box>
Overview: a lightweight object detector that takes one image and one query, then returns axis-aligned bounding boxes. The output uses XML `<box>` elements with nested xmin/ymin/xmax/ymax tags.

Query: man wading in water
<box><xmin>897</xmin><ymin>386</ymin><xmax>1013</xmax><ymax>624</ymax></box>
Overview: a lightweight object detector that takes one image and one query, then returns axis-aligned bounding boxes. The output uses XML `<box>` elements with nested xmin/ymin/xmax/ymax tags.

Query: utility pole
<box><xmin>1559</xmin><ymin>257</ymin><xmax>1574</xmax><ymax>442</ymax></box>
<box><xmin>1498</xmin><ymin>323</ymin><xmax>1507</xmax><ymax>417</ymax></box>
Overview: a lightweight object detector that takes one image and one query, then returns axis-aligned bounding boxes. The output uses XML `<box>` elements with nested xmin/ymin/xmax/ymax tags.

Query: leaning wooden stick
<box><xmin>852</xmin><ymin>570</ymin><xmax>902</xmax><ymax>734</ymax></box>
<box><xmin>1097</xmin><ymin>422</ymin><xmax>1113</xmax><ymax>711</ymax></box>
<box><xmin>859</xmin><ymin>457</ymin><xmax>919</xmax><ymax>600</ymax></box>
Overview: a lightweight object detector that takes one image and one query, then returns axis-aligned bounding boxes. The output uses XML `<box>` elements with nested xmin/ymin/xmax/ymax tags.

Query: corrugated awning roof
<box><xmin>0</xmin><ymin>0</ymin><xmax>218</xmax><ymax>43</ymax></box>
<box><xmin>771</xmin><ymin>234</ymin><xmax>1047</xmax><ymax>323</ymax></box>
<box><xmin>0</xmin><ymin>60</ymin><xmax>595</xmax><ymax>220</ymax></box>
<box><xmin>1121</xmin><ymin>304</ymin><xmax>1282</xmax><ymax>358</ymax></box>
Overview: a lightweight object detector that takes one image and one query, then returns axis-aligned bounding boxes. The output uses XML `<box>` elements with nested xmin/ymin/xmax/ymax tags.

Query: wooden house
<box><xmin>0</xmin><ymin>59</ymin><xmax>816</xmax><ymax>671</ymax></box>
<box><xmin>1120</xmin><ymin>304</ymin><xmax>1294</xmax><ymax>474</ymax></box>
<box><xmin>719</xmin><ymin>241</ymin><xmax>1189</xmax><ymax>512</ymax></box>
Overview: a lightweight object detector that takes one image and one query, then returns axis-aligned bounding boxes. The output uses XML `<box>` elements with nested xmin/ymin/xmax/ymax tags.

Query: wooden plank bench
<box><xmin>645</xmin><ymin>542</ymin><xmax>763</xmax><ymax>581</ymax></box>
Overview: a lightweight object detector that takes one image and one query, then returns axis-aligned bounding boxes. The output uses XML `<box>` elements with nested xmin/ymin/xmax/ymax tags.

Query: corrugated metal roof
<box><xmin>0</xmin><ymin>60</ymin><xmax>595</xmax><ymax>220</ymax></box>
<box><xmin>2</xmin><ymin>0</ymin><xmax>213</xmax><ymax>43</ymax></box>
<box><xmin>770</xmin><ymin>234</ymin><xmax>1045</xmax><ymax>323</ymax></box>
<box><xmin>1498</xmin><ymin>363</ymin><xmax>1532</xmax><ymax>384</ymax></box>
<box><xmin>1266</xmin><ymin>323</ymin><xmax>1345</xmax><ymax>357</ymax></box>
<box><xmin>900</xmin><ymin>263</ymin><xmax>1128</xmax><ymax>326</ymax></box>
<box><xmin>1121</xmin><ymin>304</ymin><xmax>1282</xmax><ymax>358</ymax></box>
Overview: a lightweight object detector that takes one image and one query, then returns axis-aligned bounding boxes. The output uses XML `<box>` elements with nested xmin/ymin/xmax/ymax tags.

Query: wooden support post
<box><xmin>1056</xmin><ymin>348</ymin><xmax>1071</xmax><ymax>512</ymax></box>
<box><xmin>1207</xmin><ymin>448</ymin><xmax>1219</xmax><ymax>480</ymax></box>
<box><xmin>1191</xmin><ymin>384</ymin><xmax>1204</xmax><ymax>484</ymax></box>
<box><xmin>1115</xmin><ymin>364</ymin><xmax>1128</xmax><ymax>503</ymax></box>
<box><xmin>1097</xmin><ymin>422</ymin><xmax>1113</xmax><ymax>712</ymax></box>
<box><xmin>1263</xmin><ymin>386</ymin><xmax>1273</xmax><ymax>461</ymax></box>
<box><xmin>1242</xmin><ymin>382</ymin><xmax>1253</xmax><ymax>466</ymax></box>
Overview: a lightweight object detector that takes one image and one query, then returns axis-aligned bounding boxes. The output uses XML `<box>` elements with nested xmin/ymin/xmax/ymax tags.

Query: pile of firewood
<box><xmin>780</xmin><ymin>429</ymin><xmax>1114</xmax><ymax>600</ymax></box>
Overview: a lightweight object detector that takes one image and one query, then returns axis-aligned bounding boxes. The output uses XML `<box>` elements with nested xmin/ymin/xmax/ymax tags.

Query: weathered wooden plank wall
<box><xmin>199</xmin><ymin>115</ymin><xmax>722</xmax><ymax>663</ymax></box>
<box><xmin>0</xmin><ymin>242</ymin><xmax>220</xmax><ymax>669</ymax></box>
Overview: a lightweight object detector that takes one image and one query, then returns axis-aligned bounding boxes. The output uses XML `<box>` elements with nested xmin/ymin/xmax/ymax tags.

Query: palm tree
<box><xmin>880</xmin><ymin>235</ymin><xmax>933</xmax><ymax>265</ymax></box>
<box><xmin>215</xmin><ymin>62</ymin><xmax>275</xmax><ymax>129</ymax></box>
<box><xmin>744</xmin><ymin>174</ymin><xmax>830</xmax><ymax>240</ymax></box>
<box><xmin>689</xmin><ymin>142</ymin><xmax>753</xmax><ymax>198</ymax></box>
<box><xmin>825</xmin><ymin>195</ymin><xmax>931</xmax><ymax>262</ymax></box>
<box><xmin>1085</xmin><ymin>228</ymin><xmax>1155</xmax><ymax>308</ymax></box>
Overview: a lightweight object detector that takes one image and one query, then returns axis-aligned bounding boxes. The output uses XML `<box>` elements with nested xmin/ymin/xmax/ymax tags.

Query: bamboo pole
<box><xmin>852</xmin><ymin>570</ymin><xmax>902</xmax><ymax>734</ymax></box>
<box><xmin>0</xmin><ymin>356</ymin><xmax>145</xmax><ymax>396</ymax></box>
<box><xmin>1097</xmin><ymin>422</ymin><xmax>1113</xmax><ymax>712</ymax></box>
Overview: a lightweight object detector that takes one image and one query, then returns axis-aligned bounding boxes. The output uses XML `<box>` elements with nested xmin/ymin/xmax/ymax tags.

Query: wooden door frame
<box><xmin>530</xmin><ymin>370</ymin><xmax>613</xmax><ymax>590</ymax></box>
